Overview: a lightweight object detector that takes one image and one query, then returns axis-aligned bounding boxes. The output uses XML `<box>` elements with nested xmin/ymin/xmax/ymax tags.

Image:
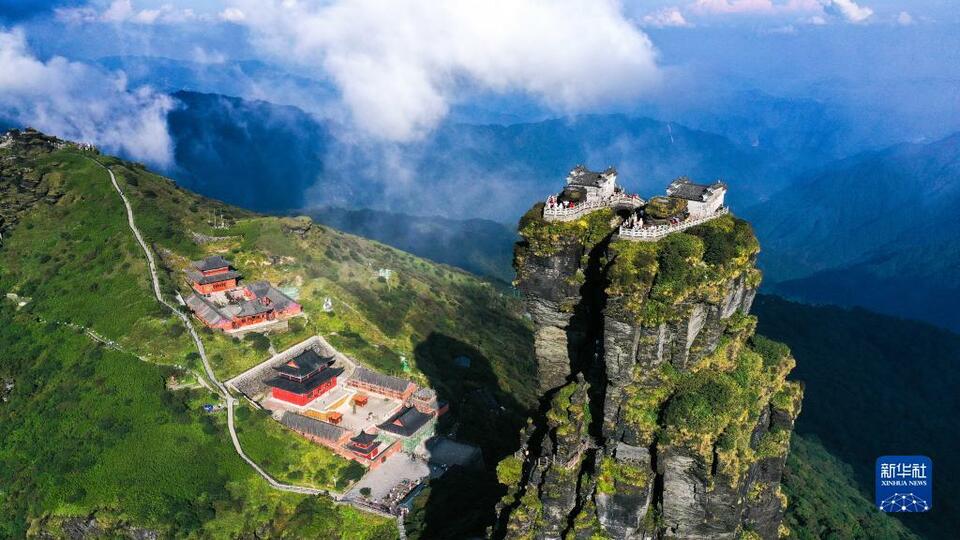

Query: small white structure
<box><xmin>566</xmin><ymin>165</ymin><xmax>618</xmax><ymax>201</ymax></box>
<box><xmin>322</xmin><ymin>297</ymin><xmax>334</xmax><ymax>313</ymax></box>
<box><xmin>666</xmin><ymin>177</ymin><xmax>727</xmax><ymax>218</ymax></box>
<box><xmin>543</xmin><ymin>165</ymin><xmax>642</xmax><ymax>222</ymax></box>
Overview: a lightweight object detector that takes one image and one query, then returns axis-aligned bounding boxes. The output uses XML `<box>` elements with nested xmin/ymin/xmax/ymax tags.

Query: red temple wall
<box><xmin>271</xmin><ymin>376</ymin><xmax>337</xmax><ymax>406</ymax></box>
<box><xmin>193</xmin><ymin>278</ymin><xmax>237</xmax><ymax>294</ymax></box>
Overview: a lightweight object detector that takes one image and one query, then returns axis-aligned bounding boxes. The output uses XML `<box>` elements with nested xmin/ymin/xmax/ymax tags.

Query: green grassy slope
<box><xmin>0</xmin><ymin>131</ymin><xmax>533</xmax><ymax>537</ymax></box>
<box><xmin>783</xmin><ymin>435</ymin><xmax>919</xmax><ymax>540</ymax></box>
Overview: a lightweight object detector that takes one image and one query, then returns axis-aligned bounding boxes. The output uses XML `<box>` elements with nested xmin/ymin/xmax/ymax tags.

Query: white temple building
<box><xmin>665</xmin><ymin>177</ymin><xmax>727</xmax><ymax>218</ymax></box>
<box><xmin>565</xmin><ymin>165</ymin><xmax>618</xmax><ymax>202</ymax></box>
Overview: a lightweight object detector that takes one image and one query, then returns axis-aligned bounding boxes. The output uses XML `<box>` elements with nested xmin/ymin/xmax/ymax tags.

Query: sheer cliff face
<box><xmin>496</xmin><ymin>204</ymin><xmax>802</xmax><ymax>540</ymax></box>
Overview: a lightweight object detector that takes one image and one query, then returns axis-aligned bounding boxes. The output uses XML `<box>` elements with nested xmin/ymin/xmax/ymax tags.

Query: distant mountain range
<box><xmin>165</xmin><ymin>91</ymin><xmax>792</xmax><ymax>222</ymax></box>
<box><xmin>747</xmin><ymin>132</ymin><xmax>960</xmax><ymax>331</ymax></box>
<box><xmin>307</xmin><ymin>207</ymin><xmax>517</xmax><ymax>283</ymax></box>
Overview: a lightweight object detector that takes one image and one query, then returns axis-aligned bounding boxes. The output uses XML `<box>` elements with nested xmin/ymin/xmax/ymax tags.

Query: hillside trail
<box><xmin>99</xmin><ymin>158</ymin><xmax>407</xmax><ymax>539</ymax></box>
<box><xmin>94</xmin><ymin>157</ymin><xmax>405</xmax><ymax>533</ymax></box>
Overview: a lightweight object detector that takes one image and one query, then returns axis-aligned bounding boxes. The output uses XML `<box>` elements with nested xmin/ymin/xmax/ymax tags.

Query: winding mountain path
<box><xmin>98</xmin><ymin>159</ymin><xmax>403</xmax><ymax>537</ymax></box>
<box><xmin>97</xmin><ymin>159</ymin><xmax>323</xmax><ymax>496</ymax></box>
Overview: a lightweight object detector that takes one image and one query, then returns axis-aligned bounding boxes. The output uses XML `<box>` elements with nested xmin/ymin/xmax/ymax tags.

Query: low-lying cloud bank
<box><xmin>228</xmin><ymin>0</ymin><xmax>661</xmax><ymax>141</ymax></box>
<box><xmin>0</xmin><ymin>27</ymin><xmax>174</xmax><ymax>166</ymax></box>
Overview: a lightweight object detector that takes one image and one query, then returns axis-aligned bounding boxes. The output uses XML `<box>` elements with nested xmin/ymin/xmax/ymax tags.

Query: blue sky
<box><xmin>1</xmin><ymin>1</ymin><xmax>957</xmax><ymax>163</ymax></box>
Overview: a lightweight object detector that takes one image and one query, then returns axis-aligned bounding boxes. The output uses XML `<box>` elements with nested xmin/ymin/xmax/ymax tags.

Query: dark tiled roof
<box><xmin>186</xmin><ymin>269</ymin><xmax>241</xmax><ymax>285</ymax></box>
<box><xmin>351</xmin><ymin>367</ymin><xmax>413</xmax><ymax>394</ymax></box>
<box><xmin>236</xmin><ymin>300</ymin><xmax>272</xmax><ymax>317</ymax></box>
<box><xmin>274</xmin><ymin>349</ymin><xmax>332</xmax><ymax>379</ymax></box>
<box><xmin>279</xmin><ymin>412</ymin><xmax>348</xmax><ymax>442</ymax></box>
<box><xmin>667</xmin><ymin>177</ymin><xmax>726</xmax><ymax>201</ymax></box>
<box><xmin>350</xmin><ymin>430</ymin><xmax>379</xmax><ymax>446</ymax></box>
<box><xmin>265</xmin><ymin>366</ymin><xmax>342</xmax><ymax>395</ymax></box>
<box><xmin>567</xmin><ymin>165</ymin><xmax>616</xmax><ymax>188</ymax></box>
<box><xmin>185</xmin><ymin>293</ymin><xmax>228</xmax><ymax>326</ymax></box>
<box><xmin>345</xmin><ymin>439</ymin><xmax>382</xmax><ymax>456</ymax></box>
<box><xmin>193</xmin><ymin>255</ymin><xmax>232</xmax><ymax>273</ymax></box>
<box><xmin>378</xmin><ymin>406</ymin><xmax>433</xmax><ymax>437</ymax></box>
<box><xmin>247</xmin><ymin>280</ymin><xmax>298</xmax><ymax>310</ymax></box>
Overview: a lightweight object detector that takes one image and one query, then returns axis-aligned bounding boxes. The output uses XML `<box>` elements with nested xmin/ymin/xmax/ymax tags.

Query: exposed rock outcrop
<box><xmin>0</xmin><ymin>129</ymin><xmax>70</xmax><ymax>242</ymax></box>
<box><xmin>496</xmin><ymin>204</ymin><xmax>801</xmax><ymax>540</ymax></box>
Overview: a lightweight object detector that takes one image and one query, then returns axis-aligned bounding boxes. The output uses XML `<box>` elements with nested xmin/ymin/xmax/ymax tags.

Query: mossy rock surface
<box><xmin>644</xmin><ymin>196</ymin><xmax>687</xmax><ymax>220</ymax></box>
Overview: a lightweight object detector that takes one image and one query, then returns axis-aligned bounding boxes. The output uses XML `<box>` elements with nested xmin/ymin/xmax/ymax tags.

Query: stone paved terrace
<box><xmin>542</xmin><ymin>192</ymin><xmax>643</xmax><ymax>222</ymax></box>
<box><xmin>618</xmin><ymin>206</ymin><xmax>729</xmax><ymax>241</ymax></box>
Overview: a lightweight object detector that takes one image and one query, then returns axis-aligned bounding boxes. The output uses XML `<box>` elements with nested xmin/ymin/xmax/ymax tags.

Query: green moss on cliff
<box><xmin>645</xmin><ymin>196</ymin><xmax>687</xmax><ymax>219</ymax></box>
<box><xmin>546</xmin><ymin>379</ymin><xmax>591</xmax><ymax>440</ymax></box>
<box><xmin>605</xmin><ymin>214</ymin><xmax>760</xmax><ymax>325</ymax></box>
<box><xmin>596</xmin><ymin>455</ymin><xmax>650</xmax><ymax>495</ymax></box>
<box><xmin>496</xmin><ymin>455</ymin><xmax>524</xmax><ymax>487</ymax></box>
<box><xmin>518</xmin><ymin>206</ymin><xmax>616</xmax><ymax>258</ymax></box>
<box><xmin>621</xmin><ymin>364</ymin><xmax>680</xmax><ymax>445</ymax></box>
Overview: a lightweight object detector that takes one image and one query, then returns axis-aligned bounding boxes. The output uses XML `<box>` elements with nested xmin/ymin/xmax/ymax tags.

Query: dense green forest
<box><xmin>755</xmin><ymin>295</ymin><xmax>960</xmax><ymax>539</ymax></box>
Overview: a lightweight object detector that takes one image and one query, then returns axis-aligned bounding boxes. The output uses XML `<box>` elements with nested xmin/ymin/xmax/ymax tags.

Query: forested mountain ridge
<box><xmin>747</xmin><ymin>132</ymin><xmax>960</xmax><ymax>331</ymax></box>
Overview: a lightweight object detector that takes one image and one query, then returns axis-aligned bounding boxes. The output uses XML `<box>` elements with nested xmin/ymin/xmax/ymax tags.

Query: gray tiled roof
<box><xmin>567</xmin><ymin>165</ymin><xmax>616</xmax><ymax>187</ymax></box>
<box><xmin>235</xmin><ymin>299</ymin><xmax>272</xmax><ymax>317</ymax></box>
<box><xmin>247</xmin><ymin>280</ymin><xmax>297</xmax><ymax>310</ymax></box>
<box><xmin>274</xmin><ymin>349</ymin><xmax>332</xmax><ymax>378</ymax></box>
<box><xmin>667</xmin><ymin>177</ymin><xmax>726</xmax><ymax>201</ymax></box>
<box><xmin>265</xmin><ymin>366</ymin><xmax>342</xmax><ymax>394</ymax></box>
<box><xmin>351</xmin><ymin>367</ymin><xmax>413</xmax><ymax>394</ymax></box>
<box><xmin>185</xmin><ymin>293</ymin><xmax>228</xmax><ymax>326</ymax></box>
<box><xmin>279</xmin><ymin>412</ymin><xmax>348</xmax><ymax>442</ymax></box>
<box><xmin>193</xmin><ymin>255</ymin><xmax>232</xmax><ymax>272</ymax></box>
<box><xmin>185</xmin><ymin>268</ymin><xmax>241</xmax><ymax>285</ymax></box>
<box><xmin>378</xmin><ymin>406</ymin><xmax>433</xmax><ymax>437</ymax></box>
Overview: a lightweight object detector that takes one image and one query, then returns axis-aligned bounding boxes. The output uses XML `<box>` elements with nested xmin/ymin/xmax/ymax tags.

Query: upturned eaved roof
<box><xmin>566</xmin><ymin>165</ymin><xmax>617</xmax><ymax>188</ymax></box>
<box><xmin>351</xmin><ymin>367</ymin><xmax>414</xmax><ymax>394</ymax></box>
<box><xmin>185</xmin><ymin>293</ymin><xmax>229</xmax><ymax>326</ymax></box>
<box><xmin>274</xmin><ymin>349</ymin><xmax>333</xmax><ymax>379</ymax></box>
<box><xmin>350</xmin><ymin>430</ymin><xmax>379</xmax><ymax>446</ymax></box>
<box><xmin>186</xmin><ymin>268</ymin><xmax>241</xmax><ymax>285</ymax></box>
<box><xmin>378</xmin><ymin>406</ymin><xmax>433</xmax><ymax>437</ymax></box>
<box><xmin>235</xmin><ymin>299</ymin><xmax>272</xmax><ymax>318</ymax></box>
<box><xmin>246</xmin><ymin>280</ymin><xmax>298</xmax><ymax>311</ymax></box>
<box><xmin>266</xmin><ymin>366</ymin><xmax>342</xmax><ymax>395</ymax></box>
<box><xmin>279</xmin><ymin>411</ymin><xmax>348</xmax><ymax>442</ymax></box>
<box><xmin>193</xmin><ymin>255</ymin><xmax>233</xmax><ymax>273</ymax></box>
<box><xmin>666</xmin><ymin>177</ymin><xmax>727</xmax><ymax>202</ymax></box>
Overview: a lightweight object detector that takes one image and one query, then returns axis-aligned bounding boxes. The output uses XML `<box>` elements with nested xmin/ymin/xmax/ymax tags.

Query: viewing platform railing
<box><xmin>618</xmin><ymin>207</ymin><xmax>729</xmax><ymax>241</ymax></box>
<box><xmin>543</xmin><ymin>193</ymin><xmax>644</xmax><ymax>222</ymax></box>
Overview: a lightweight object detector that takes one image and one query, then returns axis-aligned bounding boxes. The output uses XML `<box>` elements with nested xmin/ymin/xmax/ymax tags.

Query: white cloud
<box><xmin>0</xmin><ymin>28</ymin><xmax>175</xmax><ymax>166</ymax></box>
<box><xmin>822</xmin><ymin>0</ymin><xmax>873</xmax><ymax>24</ymax></box>
<box><xmin>897</xmin><ymin>11</ymin><xmax>913</xmax><ymax>26</ymax></box>
<box><xmin>642</xmin><ymin>7</ymin><xmax>692</xmax><ymax>28</ymax></box>
<box><xmin>689</xmin><ymin>0</ymin><xmax>775</xmax><ymax>14</ymax></box>
<box><xmin>233</xmin><ymin>0</ymin><xmax>661</xmax><ymax>141</ymax></box>
<box><xmin>57</xmin><ymin>0</ymin><xmax>198</xmax><ymax>25</ymax></box>
<box><xmin>219</xmin><ymin>7</ymin><xmax>246</xmax><ymax>22</ymax></box>
<box><xmin>684</xmin><ymin>0</ymin><xmax>873</xmax><ymax>25</ymax></box>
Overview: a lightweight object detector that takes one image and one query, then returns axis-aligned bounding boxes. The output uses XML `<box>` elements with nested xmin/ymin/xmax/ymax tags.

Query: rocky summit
<box><xmin>494</xmin><ymin>202</ymin><xmax>802</xmax><ymax>540</ymax></box>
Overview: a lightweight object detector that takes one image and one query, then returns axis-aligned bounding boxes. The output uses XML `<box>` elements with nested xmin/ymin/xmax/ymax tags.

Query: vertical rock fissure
<box><xmin>500</xmin><ymin>202</ymin><xmax>801</xmax><ymax>539</ymax></box>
